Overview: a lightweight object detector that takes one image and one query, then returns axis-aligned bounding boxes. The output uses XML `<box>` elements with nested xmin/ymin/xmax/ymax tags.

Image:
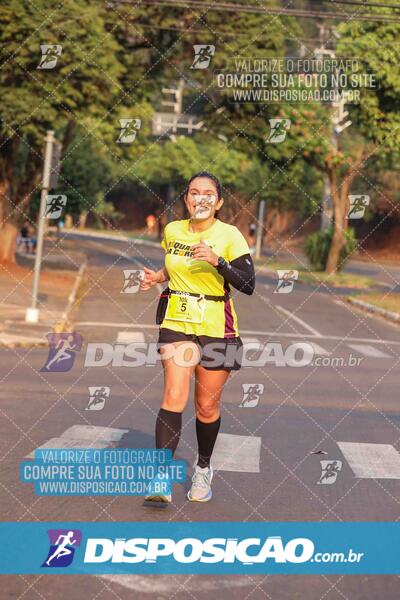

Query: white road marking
<box><xmin>59</xmin><ymin>425</ymin><xmax>128</xmax><ymax>442</ymax></box>
<box><xmin>27</xmin><ymin>426</ymin><xmax>129</xmax><ymax>458</ymax></box>
<box><xmin>117</xmin><ymin>250</ymin><xmax>162</xmax><ymax>293</ymax></box>
<box><xmin>101</xmin><ymin>575</ymin><xmax>252</xmax><ymax>594</ymax></box>
<box><xmin>275</xmin><ymin>305</ymin><xmax>323</xmax><ymax>337</ymax></box>
<box><xmin>308</xmin><ymin>342</ymin><xmax>330</xmax><ymax>356</ymax></box>
<box><xmin>241</xmin><ymin>337</ymin><xmax>263</xmax><ymax>351</ymax></box>
<box><xmin>26</xmin><ymin>438</ymin><xmax>108</xmax><ymax>458</ymax></box>
<box><xmin>116</xmin><ymin>331</ymin><xmax>145</xmax><ymax>343</ymax></box>
<box><xmin>73</xmin><ymin>322</ymin><xmax>400</xmax><ymax>347</ymax></box>
<box><xmin>75</xmin><ymin>321</ymin><xmax>159</xmax><ymax>329</ymax></box>
<box><xmin>239</xmin><ymin>329</ymin><xmax>400</xmax><ymax>346</ymax></box>
<box><xmin>337</xmin><ymin>442</ymin><xmax>400</xmax><ymax>479</ymax></box>
<box><xmin>209</xmin><ymin>433</ymin><xmax>261</xmax><ymax>473</ymax></box>
<box><xmin>347</xmin><ymin>344</ymin><xmax>392</xmax><ymax>358</ymax></box>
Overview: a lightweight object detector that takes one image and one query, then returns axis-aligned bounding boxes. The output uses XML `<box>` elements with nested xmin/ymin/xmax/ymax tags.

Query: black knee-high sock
<box><xmin>196</xmin><ymin>416</ymin><xmax>221</xmax><ymax>468</ymax></box>
<box><xmin>155</xmin><ymin>408</ymin><xmax>182</xmax><ymax>455</ymax></box>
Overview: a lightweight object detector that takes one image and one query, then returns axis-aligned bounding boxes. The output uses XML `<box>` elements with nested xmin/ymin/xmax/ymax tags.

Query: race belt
<box><xmin>164</xmin><ymin>288</ymin><xmax>229</xmax><ymax>324</ymax></box>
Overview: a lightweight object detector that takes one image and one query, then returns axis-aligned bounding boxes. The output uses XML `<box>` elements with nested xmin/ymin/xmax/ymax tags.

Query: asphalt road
<box><xmin>1</xmin><ymin>232</ymin><xmax>399</xmax><ymax>599</ymax></box>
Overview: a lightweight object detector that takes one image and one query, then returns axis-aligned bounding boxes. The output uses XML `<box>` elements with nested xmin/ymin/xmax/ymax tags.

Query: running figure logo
<box><xmin>347</xmin><ymin>195</ymin><xmax>370</xmax><ymax>219</ymax></box>
<box><xmin>121</xmin><ymin>269</ymin><xmax>144</xmax><ymax>294</ymax></box>
<box><xmin>42</xmin><ymin>529</ymin><xmax>82</xmax><ymax>567</ymax></box>
<box><xmin>86</xmin><ymin>386</ymin><xmax>110</xmax><ymax>411</ymax></box>
<box><xmin>193</xmin><ymin>194</ymin><xmax>217</xmax><ymax>219</ymax></box>
<box><xmin>240</xmin><ymin>384</ymin><xmax>264</xmax><ymax>408</ymax></box>
<box><xmin>266</xmin><ymin>118</ymin><xmax>291</xmax><ymax>143</ymax></box>
<box><xmin>45</xmin><ymin>194</ymin><xmax>67</xmax><ymax>219</ymax></box>
<box><xmin>317</xmin><ymin>460</ymin><xmax>342</xmax><ymax>485</ymax></box>
<box><xmin>117</xmin><ymin>118</ymin><xmax>141</xmax><ymax>143</ymax></box>
<box><xmin>274</xmin><ymin>269</ymin><xmax>298</xmax><ymax>294</ymax></box>
<box><xmin>190</xmin><ymin>45</ymin><xmax>215</xmax><ymax>69</ymax></box>
<box><xmin>41</xmin><ymin>333</ymin><xmax>83</xmax><ymax>372</ymax></box>
<box><xmin>37</xmin><ymin>45</ymin><xmax>62</xmax><ymax>69</ymax></box>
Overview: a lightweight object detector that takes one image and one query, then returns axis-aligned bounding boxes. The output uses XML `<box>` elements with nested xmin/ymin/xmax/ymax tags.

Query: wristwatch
<box><xmin>216</xmin><ymin>256</ymin><xmax>228</xmax><ymax>272</ymax></box>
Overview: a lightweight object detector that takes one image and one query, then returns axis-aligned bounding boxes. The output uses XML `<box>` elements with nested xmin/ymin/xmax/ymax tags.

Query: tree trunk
<box><xmin>0</xmin><ymin>180</ymin><xmax>19</xmax><ymax>263</ymax></box>
<box><xmin>325</xmin><ymin>223</ymin><xmax>345</xmax><ymax>274</ymax></box>
<box><xmin>325</xmin><ymin>157</ymin><xmax>361</xmax><ymax>274</ymax></box>
<box><xmin>0</xmin><ymin>222</ymin><xmax>19</xmax><ymax>263</ymax></box>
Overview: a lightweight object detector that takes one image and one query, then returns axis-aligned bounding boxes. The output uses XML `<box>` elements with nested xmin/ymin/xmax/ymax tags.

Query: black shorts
<box><xmin>157</xmin><ymin>328</ymin><xmax>243</xmax><ymax>372</ymax></box>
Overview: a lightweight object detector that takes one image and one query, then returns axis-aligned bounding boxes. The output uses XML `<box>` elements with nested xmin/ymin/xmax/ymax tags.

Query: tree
<box><xmin>0</xmin><ymin>0</ymin><xmax>123</xmax><ymax>261</ymax></box>
<box><xmin>325</xmin><ymin>16</ymin><xmax>400</xmax><ymax>273</ymax></box>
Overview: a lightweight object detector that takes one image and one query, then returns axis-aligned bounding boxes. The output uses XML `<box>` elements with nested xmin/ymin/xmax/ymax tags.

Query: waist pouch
<box><xmin>155</xmin><ymin>287</ymin><xmax>229</xmax><ymax>325</ymax></box>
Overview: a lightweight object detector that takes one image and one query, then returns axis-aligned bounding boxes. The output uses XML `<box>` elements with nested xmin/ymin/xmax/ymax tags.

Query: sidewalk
<box><xmin>0</xmin><ymin>244</ymin><xmax>86</xmax><ymax>347</ymax></box>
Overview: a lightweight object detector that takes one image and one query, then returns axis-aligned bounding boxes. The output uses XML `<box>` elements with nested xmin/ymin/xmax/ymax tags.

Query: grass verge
<box><xmin>256</xmin><ymin>260</ymin><xmax>376</xmax><ymax>290</ymax></box>
<box><xmin>351</xmin><ymin>293</ymin><xmax>400</xmax><ymax>316</ymax></box>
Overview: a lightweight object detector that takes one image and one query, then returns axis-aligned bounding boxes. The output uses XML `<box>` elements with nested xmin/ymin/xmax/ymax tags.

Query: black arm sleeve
<box><xmin>217</xmin><ymin>253</ymin><xmax>255</xmax><ymax>295</ymax></box>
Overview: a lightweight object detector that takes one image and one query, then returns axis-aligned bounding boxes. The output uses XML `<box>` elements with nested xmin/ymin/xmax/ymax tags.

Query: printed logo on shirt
<box><xmin>166</xmin><ymin>240</ymin><xmax>215</xmax><ymax>257</ymax></box>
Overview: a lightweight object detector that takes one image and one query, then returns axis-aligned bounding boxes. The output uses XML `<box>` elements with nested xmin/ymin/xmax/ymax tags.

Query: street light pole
<box><xmin>255</xmin><ymin>199</ymin><xmax>266</xmax><ymax>259</ymax></box>
<box><xmin>25</xmin><ymin>130</ymin><xmax>54</xmax><ymax>324</ymax></box>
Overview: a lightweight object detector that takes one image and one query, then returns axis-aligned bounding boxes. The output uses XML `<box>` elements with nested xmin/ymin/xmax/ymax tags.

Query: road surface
<box><xmin>1</xmin><ymin>232</ymin><xmax>399</xmax><ymax>599</ymax></box>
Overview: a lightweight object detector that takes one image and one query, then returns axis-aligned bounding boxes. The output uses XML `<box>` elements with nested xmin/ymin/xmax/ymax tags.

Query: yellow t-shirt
<box><xmin>160</xmin><ymin>219</ymin><xmax>250</xmax><ymax>337</ymax></box>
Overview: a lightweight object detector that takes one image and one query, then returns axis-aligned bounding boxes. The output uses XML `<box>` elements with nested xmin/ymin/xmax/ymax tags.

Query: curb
<box><xmin>346</xmin><ymin>296</ymin><xmax>400</xmax><ymax>325</ymax></box>
<box><xmin>0</xmin><ymin>260</ymin><xmax>88</xmax><ymax>348</ymax></box>
<box><xmin>64</xmin><ymin>229</ymin><xmax>161</xmax><ymax>249</ymax></box>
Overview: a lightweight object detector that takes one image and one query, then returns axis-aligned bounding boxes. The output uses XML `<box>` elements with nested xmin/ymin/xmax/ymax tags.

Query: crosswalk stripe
<box><xmin>27</xmin><ymin>426</ymin><xmax>129</xmax><ymax>458</ymax></box>
<box><xmin>347</xmin><ymin>344</ymin><xmax>392</xmax><ymax>358</ymax></box>
<box><xmin>337</xmin><ymin>442</ymin><xmax>400</xmax><ymax>479</ymax></box>
<box><xmin>308</xmin><ymin>342</ymin><xmax>330</xmax><ymax>356</ymax></box>
<box><xmin>116</xmin><ymin>331</ymin><xmax>145</xmax><ymax>343</ymax></box>
<box><xmin>101</xmin><ymin>575</ymin><xmax>251</xmax><ymax>593</ymax></box>
<box><xmin>209</xmin><ymin>433</ymin><xmax>261</xmax><ymax>473</ymax></box>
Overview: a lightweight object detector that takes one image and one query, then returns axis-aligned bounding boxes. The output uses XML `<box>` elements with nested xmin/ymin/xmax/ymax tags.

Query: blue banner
<box><xmin>0</xmin><ymin>522</ymin><xmax>398</xmax><ymax>574</ymax></box>
<box><xmin>20</xmin><ymin>449</ymin><xmax>186</xmax><ymax>496</ymax></box>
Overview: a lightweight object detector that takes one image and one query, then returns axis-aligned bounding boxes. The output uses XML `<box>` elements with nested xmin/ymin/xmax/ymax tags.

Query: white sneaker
<box><xmin>144</xmin><ymin>473</ymin><xmax>171</xmax><ymax>505</ymax></box>
<box><xmin>187</xmin><ymin>465</ymin><xmax>213</xmax><ymax>502</ymax></box>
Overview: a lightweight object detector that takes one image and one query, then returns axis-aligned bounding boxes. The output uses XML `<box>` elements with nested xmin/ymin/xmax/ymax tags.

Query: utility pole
<box><xmin>25</xmin><ymin>130</ymin><xmax>55</xmax><ymax>324</ymax></box>
<box><xmin>255</xmin><ymin>200</ymin><xmax>266</xmax><ymax>259</ymax></box>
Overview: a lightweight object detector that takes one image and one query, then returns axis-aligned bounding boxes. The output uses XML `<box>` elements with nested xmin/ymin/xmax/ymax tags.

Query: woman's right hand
<box><xmin>140</xmin><ymin>267</ymin><xmax>161</xmax><ymax>291</ymax></box>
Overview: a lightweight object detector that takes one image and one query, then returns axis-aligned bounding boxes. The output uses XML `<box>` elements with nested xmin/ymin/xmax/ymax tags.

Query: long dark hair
<box><xmin>182</xmin><ymin>171</ymin><xmax>222</xmax><ymax>218</ymax></box>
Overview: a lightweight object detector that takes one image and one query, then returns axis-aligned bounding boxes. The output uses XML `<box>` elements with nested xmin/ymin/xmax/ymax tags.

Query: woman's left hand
<box><xmin>191</xmin><ymin>239</ymin><xmax>219</xmax><ymax>266</ymax></box>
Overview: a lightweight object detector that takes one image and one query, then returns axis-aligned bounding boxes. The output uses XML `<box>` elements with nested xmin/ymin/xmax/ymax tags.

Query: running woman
<box><xmin>140</xmin><ymin>172</ymin><xmax>255</xmax><ymax>504</ymax></box>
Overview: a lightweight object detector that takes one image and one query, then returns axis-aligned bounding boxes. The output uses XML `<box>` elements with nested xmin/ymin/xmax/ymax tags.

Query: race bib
<box><xmin>165</xmin><ymin>292</ymin><xmax>205</xmax><ymax>323</ymax></box>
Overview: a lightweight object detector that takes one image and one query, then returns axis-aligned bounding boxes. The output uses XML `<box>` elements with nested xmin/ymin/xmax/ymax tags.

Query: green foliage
<box><xmin>54</xmin><ymin>131</ymin><xmax>114</xmax><ymax>218</ymax></box>
<box><xmin>336</xmin><ymin>19</ymin><xmax>400</xmax><ymax>151</ymax></box>
<box><xmin>304</xmin><ymin>226</ymin><xmax>357</xmax><ymax>272</ymax></box>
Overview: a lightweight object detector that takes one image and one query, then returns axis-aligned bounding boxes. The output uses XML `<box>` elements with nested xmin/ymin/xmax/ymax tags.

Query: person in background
<box><xmin>248</xmin><ymin>222</ymin><xmax>257</xmax><ymax>256</ymax></box>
